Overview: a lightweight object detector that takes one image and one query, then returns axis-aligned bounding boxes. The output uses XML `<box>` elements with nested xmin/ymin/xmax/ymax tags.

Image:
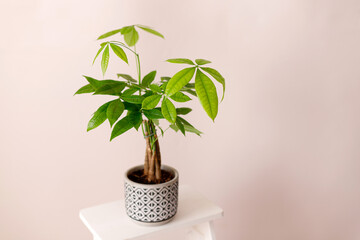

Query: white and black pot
<box><xmin>124</xmin><ymin>165</ymin><xmax>179</xmax><ymax>225</ymax></box>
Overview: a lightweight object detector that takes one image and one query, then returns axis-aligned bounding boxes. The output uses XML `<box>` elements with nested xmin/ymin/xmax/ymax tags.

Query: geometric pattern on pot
<box><xmin>125</xmin><ymin>180</ymin><xmax>179</xmax><ymax>223</ymax></box>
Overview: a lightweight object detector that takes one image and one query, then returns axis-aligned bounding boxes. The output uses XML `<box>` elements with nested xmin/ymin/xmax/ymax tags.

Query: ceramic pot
<box><xmin>124</xmin><ymin>165</ymin><xmax>179</xmax><ymax>225</ymax></box>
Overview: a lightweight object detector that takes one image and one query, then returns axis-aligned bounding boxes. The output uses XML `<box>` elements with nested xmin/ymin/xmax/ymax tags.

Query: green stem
<box><xmin>134</xmin><ymin>45</ymin><xmax>142</xmax><ymax>95</ymax></box>
<box><xmin>109</xmin><ymin>41</ymin><xmax>137</xmax><ymax>54</ymax></box>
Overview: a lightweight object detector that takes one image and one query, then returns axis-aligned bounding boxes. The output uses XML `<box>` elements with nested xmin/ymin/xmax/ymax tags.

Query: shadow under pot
<box><xmin>124</xmin><ymin>165</ymin><xmax>179</xmax><ymax>226</ymax></box>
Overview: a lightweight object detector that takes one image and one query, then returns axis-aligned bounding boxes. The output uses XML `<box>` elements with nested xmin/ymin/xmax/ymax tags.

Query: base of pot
<box><xmin>129</xmin><ymin>215</ymin><xmax>176</xmax><ymax>226</ymax></box>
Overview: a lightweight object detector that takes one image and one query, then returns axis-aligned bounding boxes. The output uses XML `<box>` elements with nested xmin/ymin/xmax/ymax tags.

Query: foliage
<box><xmin>75</xmin><ymin>24</ymin><xmax>225</xmax><ymax>142</ymax></box>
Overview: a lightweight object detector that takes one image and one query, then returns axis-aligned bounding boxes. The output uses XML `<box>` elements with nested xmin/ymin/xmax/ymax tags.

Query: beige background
<box><xmin>1</xmin><ymin>0</ymin><xmax>360</xmax><ymax>239</ymax></box>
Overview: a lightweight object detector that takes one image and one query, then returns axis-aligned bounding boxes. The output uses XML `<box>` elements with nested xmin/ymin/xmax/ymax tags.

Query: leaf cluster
<box><xmin>75</xmin><ymin>25</ymin><xmax>225</xmax><ymax>141</ymax></box>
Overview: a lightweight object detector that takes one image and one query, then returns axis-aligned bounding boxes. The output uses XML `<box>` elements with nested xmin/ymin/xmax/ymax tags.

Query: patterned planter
<box><xmin>124</xmin><ymin>165</ymin><xmax>179</xmax><ymax>225</ymax></box>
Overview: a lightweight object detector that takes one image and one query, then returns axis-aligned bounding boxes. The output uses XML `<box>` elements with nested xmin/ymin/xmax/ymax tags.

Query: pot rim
<box><xmin>124</xmin><ymin>164</ymin><xmax>179</xmax><ymax>188</ymax></box>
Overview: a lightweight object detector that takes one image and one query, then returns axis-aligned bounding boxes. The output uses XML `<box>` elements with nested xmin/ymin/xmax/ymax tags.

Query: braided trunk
<box><xmin>143</xmin><ymin>120</ymin><xmax>161</xmax><ymax>183</ymax></box>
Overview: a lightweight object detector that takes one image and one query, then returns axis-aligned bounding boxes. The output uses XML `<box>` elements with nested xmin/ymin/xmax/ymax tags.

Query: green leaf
<box><xmin>195</xmin><ymin>59</ymin><xmax>211</xmax><ymax>65</ymax></box>
<box><xmin>101</xmin><ymin>45</ymin><xmax>110</xmax><ymax>76</ymax></box>
<box><xmin>177</xmin><ymin>116</ymin><xmax>202</xmax><ymax>136</ymax></box>
<box><xmin>161</xmin><ymin>98</ymin><xmax>177</xmax><ymax>123</ymax></box>
<box><xmin>110</xmin><ymin>43</ymin><xmax>128</xmax><ymax>64</ymax></box>
<box><xmin>166</xmin><ymin>58</ymin><xmax>195</xmax><ymax>65</ymax></box>
<box><xmin>195</xmin><ymin>70</ymin><xmax>218</xmax><ymax>121</ymax></box>
<box><xmin>175</xmin><ymin>118</ymin><xmax>185</xmax><ymax>135</ymax></box>
<box><xmin>161</xmin><ymin>82</ymin><xmax>168</xmax><ymax>91</ymax></box>
<box><xmin>135</xmin><ymin>25</ymin><xmax>164</xmax><ymax>38</ymax></box>
<box><xmin>142</xmin><ymin>95</ymin><xmax>162</xmax><ymax>110</ymax></box>
<box><xmin>97</xmin><ymin>29</ymin><xmax>122</xmax><ymax>40</ymax></box>
<box><xmin>182</xmin><ymin>89</ymin><xmax>197</xmax><ymax>97</ymax></box>
<box><xmin>74</xmin><ymin>84</ymin><xmax>95</xmax><ymax>95</ymax></box>
<box><xmin>127</xmin><ymin>111</ymin><xmax>142</xmax><ymax>130</ymax></box>
<box><xmin>123</xmin><ymin>102</ymin><xmax>141</xmax><ymax>111</ymax></box>
<box><xmin>93</xmin><ymin>82</ymin><xmax>126</xmax><ymax>96</ymax></box>
<box><xmin>107</xmin><ymin>99</ymin><xmax>125</xmax><ymax>127</ymax></box>
<box><xmin>93</xmin><ymin>44</ymin><xmax>106</xmax><ymax>65</ymax></box>
<box><xmin>124</xmin><ymin>26</ymin><xmax>139</xmax><ymax>47</ymax></box>
<box><xmin>165</xmin><ymin>67</ymin><xmax>196</xmax><ymax>97</ymax></box>
<box><xmin>184</xmin><ymin>83</ymin><xmax>195</xmax><ymax>88</ymax></box>
<box><xmin>149</xmin><ymin>84</ymin><xmax>162</xmax><ymax>93</ymax></box>
<box><xmin>83</xmin><ymin>76</ymin><xmax>102</xmax><ymax>89</ymax></box>
<box><xmin>120</xmin><ymin>26</ymin><xmax>133</xmax><ymax>34</ymax></box>
<box><xmin>83</xmin><ymin>76</ymin><xmax>126</xmax><ymax>90</ymax></box>
<box><xmin>117</xmin><ymin>73</ymin><xmax>137</xmax><ymax>83</ymax></box>
<box><xmin>143</xmin><ymin>108</ymin><xmax>164</xmax><ymax>119</ymax></box>
<box><xmin>170</xmin><ymin>92</ymin><xmax>191</xmax><ymax>102</ymax></box>
<box><xmin>87</xmin><ymin>102</ymin><xmax>111</xmax><ymax>131</ymax></box>
<box><xmin>157</xmin><ymin>125</ymin><xmax>164</xmax><ymax>136</ymax></box>
<box><xmin>176</xmin><ymin>107</ymin><xmax>192</xmax><ymax>115</ymax></box>
<box><xmin>121</xmin><ymin>94</ymin><xmax>145</xmax><ymax>104</ymax></box>
<box><xmin>184</xmin><ymin>125</ymin><xmax>203</xmax><ymax>136</ymax></box>
<box><xmin>122</xmin><ymin>87</ymin><xmax>139</xmax><ymax>96</ymax></box>
<box><xmin>169</xmin><ymin>124</ymin><xmax>179</xmax><ymax>132</ymax></box>
<box><xmin>129</xmin><ymin>83</ymin><xmax>146</xmax><ymax>90</ymax></box>
<box><xmin>110</xmin><ymin>116</ymin><xmax>133</xmax><ymax>141</ymax></box>
<box><xmin>201</xmin><ymin>67</ymin><xmax>225</xmax><ymax>101</ymax></box>
<box><xmin>161</xmin><ymin>76</ymin><xmax>171</xmax><ymax>82</ymax></box>
<box><xmin>141</xmin><ymin>71</ymin><xmax>156</xmax><ymax>87</ymax></box>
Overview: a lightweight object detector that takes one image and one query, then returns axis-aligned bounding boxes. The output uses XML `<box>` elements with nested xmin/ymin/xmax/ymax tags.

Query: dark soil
<box><xmin>128</xmin><ymin>169</ymin><xmax>174</xmax><ymax>184</ymax></box>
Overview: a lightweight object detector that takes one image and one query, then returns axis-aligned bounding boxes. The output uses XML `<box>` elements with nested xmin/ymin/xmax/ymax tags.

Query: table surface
<box><xmin>79</xmin><ymin>185</ymin><xmax>224</xmax><ymax>240</ymax></box>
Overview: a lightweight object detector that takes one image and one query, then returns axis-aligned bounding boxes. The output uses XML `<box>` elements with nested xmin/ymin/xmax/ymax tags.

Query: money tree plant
<box><xmin>75</xmin><ymin>25</ymin><xmax>225</xmax><ymax>184</ymax></box>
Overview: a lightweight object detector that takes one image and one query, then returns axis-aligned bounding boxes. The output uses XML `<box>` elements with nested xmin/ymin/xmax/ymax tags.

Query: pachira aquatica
<box><xmin>75</xmin><ymin>24</ymin><xmax>226</xmax><ymax>184</ymax></box>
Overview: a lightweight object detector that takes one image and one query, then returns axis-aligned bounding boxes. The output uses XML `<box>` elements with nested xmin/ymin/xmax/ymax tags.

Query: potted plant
<box><xmin>75</xmin><ymin>24</ymin><xmax>225</xmax><ymax>225</ymax></box>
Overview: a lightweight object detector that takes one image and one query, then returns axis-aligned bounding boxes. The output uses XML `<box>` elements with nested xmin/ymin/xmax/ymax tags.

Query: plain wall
<box><xmin>1</xmin><ymin>0</ymin><xmax>360</xmax><ymax>239</ymax></box>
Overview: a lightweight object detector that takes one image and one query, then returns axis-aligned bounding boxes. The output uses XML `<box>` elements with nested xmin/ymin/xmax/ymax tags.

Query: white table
<box><xmin>79</xmin><ymin>185</ymin><xmax>224</xmax><ymax>240</ymax></box>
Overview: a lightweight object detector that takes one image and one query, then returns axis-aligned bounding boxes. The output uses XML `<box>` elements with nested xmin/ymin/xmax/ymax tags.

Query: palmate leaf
<box><xmin>107</xmin><ymin>99</ymin><xmax>124</xmax><ymax>127</ymax></box>
<box><xmin>161</xmin><ymin>98</ymin><xmax>177</xmax><ymax>123</ymax></box>
<box><xmin>135</xmin><ymin>24</ymin><xmax>164</xmax><ymax>38</ymax></box>
<box><xmin>97</xmin><ymin>29</ymin><xmax>122</xmax><ymax>40</ymax></box>
<box><xmin>170</xmin><ymin>92</ymin><xmax>191</xmax><ymax>102</ymax></box>
<box><xmin>142</xmin><ymin>95</ymin><xmax>162</xmax><ymax>110</ymax></box>
<box><xmin>124</xmin><ymin>26</ymin><xmax>139</xmax><ymax>46</ymax></box>
<box><xmin>141</xmin><ymin>71</ymin><xmax>156</xmax><ymax>87</ymax></box>
<box><xmin>201</xmin><ymin>67</ymin><xmax>225</xmax><ymax>101</ymax></box>
<box><xmin>87</xmin><ymin>101</ymin><xmax>112</xmax><ymax>131</ymax></box>
<box><xmin>195</xmin><ymin>70</ymin><xmax>218</xmax><ymax>121</ymax></box>
<box><xmin>110</xmin><ymin>43</ymin><xmax>128</xmax><ymax>64</ymax></box>
<box><xmin>74</xmin><ymin>84</ymin><xmax>95</xmax><ymax>95</ymax></box>
<box><xmin>166</xmin><ymin>58</ymin><xmax>195</xmax><ymax>65</ymax></box>
<box><xmin>101</xmin><ymin>45</ymin><xmax>110</xmax><ymax>76</ymax></box>
<box><xmin>195</xmin><ymin>59</ymin><xmax>211</xmax><ymax>65</ymax></box>
<box><xmin>165</xmin><ymin>67</ymin><xmax>196</xmax><ymax>97</ymax></box>
<box><xmin>110</xmin><ymin>116</ymin><xmax>133</xmax><ymax>141</ymax></box>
